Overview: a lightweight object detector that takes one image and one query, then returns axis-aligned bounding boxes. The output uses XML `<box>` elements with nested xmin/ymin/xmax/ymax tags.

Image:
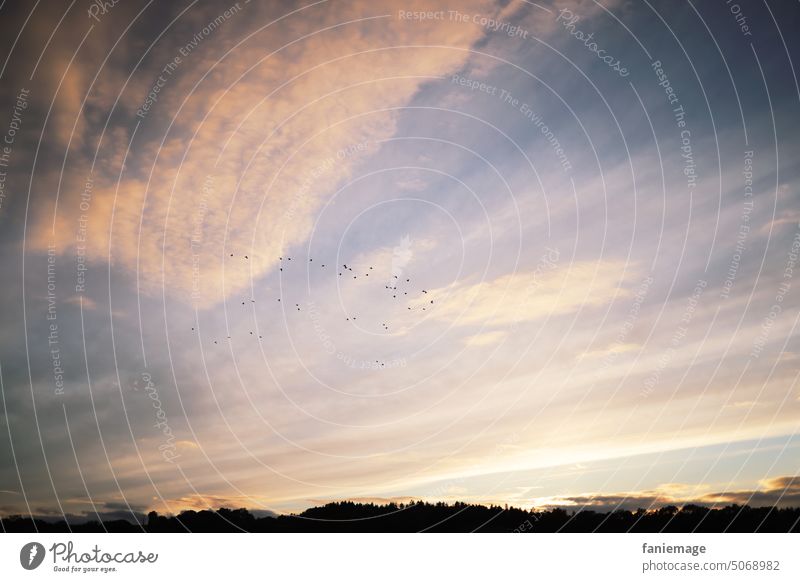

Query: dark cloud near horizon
<box><xmin>542</xmin><ymin>475</ymin><xmax>800</xmax><ymax>512</ymax></box>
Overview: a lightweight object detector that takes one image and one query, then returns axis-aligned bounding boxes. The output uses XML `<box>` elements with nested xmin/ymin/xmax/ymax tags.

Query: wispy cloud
<box><xmin>415</xmin><ymin>260</ymin><xmax>634</xmax><ymax>326</ymax></box>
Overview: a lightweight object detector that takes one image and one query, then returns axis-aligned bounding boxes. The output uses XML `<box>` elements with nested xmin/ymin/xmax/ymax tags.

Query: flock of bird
<box><xmin>195</xmin><ymin>253</ymin><xmax>436</xmax><ymax>349</ymax></box>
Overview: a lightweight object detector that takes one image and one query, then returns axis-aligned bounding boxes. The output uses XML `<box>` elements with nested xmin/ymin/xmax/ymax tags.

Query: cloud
<box><xmin>699</xmin><ymin>476</ymin><xmax>800</xmax><ymax>507</ymax></box>
<box><xmin>29</xmin><ymin>0</ymin><xmax>500</xmax><ymax>308</ymax></box>
<box><xmin>757</xmin><ymin>210</ymin><xmax>800</xmax><ymax>237</ymax></box>
<box><xmin>64</xmin><ymin>295</ymin><xmax>97</xmax><ymax>309</ymax></box>
<box><xmin>175</xmin><ymin>439</ymin><xmax>200</xmax><ymax>450</ymax></box>
<box><xmin>577</xmin><ymin>341</ymin><xmax>640</xmax><ymax>360</ymax></box>
<box><xmin>416</xmin><ymin>260</ymin><xmax>633</xmax><ymax>327</ymax></box>
<box><xmin>533</xmin><ymin>475</ymin><xmax>800</xmax><ymax>511</ymax></box>
<box><xmin>464</xmin><ymin>330</ymin><xmax>508</xmax><ymax>347</ymax></box>
<box><xmin>159</xmin><ymin>493</ymin><xmax>277</xmax><ymax>514</ymax></box>
<box><xmin>15</xmin><ymin>500</ymin><xmax>148</xmax><ymax>525</ymax></box>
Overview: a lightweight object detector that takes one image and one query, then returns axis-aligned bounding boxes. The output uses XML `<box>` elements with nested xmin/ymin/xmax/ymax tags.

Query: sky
<box><xmin>0</xmin><ymin>0</ymin><xmax>799</xmax><ymax>522</ymax></box>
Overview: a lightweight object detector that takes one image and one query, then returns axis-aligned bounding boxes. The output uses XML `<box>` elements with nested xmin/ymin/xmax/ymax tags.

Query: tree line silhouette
<box><xmin>3</xmin><ymin>500</ymin><xmax>799</xmax><ymax>532</ymax></box>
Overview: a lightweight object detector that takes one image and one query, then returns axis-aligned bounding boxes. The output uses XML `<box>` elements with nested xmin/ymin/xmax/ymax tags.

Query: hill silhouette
<box><xmin>3</xmin><ymin>501</ymin><xmax>799</xmax><ymax>532</ymax></box>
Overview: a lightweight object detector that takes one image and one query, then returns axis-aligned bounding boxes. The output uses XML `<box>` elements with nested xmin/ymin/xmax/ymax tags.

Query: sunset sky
<box><xmin>1</xmin><ymin>0</ymin><xmax>799</xmax><ymax>522</ymax></box>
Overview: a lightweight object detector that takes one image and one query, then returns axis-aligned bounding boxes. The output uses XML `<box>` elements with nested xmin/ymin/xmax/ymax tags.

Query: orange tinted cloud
<box><xmin>31</xmin><ymin>0</ymin><xmax>499</xmax><ymax>307</ymax></box>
